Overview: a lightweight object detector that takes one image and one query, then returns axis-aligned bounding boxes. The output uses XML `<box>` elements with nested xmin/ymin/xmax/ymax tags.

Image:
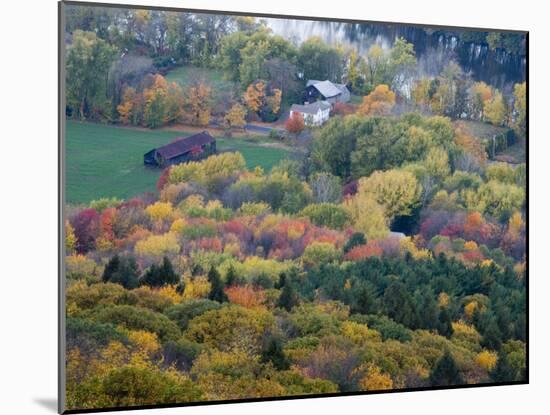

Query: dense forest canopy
<box><xmin>63</xmin><ymin>4</ymin><xmax>526</xmax><ymax>411</ymax></box>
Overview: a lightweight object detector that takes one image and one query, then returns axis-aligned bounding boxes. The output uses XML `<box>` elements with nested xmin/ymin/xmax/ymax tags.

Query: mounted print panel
<box><xmin>59</xmin><ymin>1</ymin><xmax>527</xmax><ymax>413</ymax></box>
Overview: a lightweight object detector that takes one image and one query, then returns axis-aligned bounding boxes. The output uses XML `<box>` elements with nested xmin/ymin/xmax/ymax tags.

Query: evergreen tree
<box><xmin>383</xmin><ymin>282</ymin><xmax>419</xmax><ymax>329</ymax></box>
<box><xmin>437</xmin><ymin>307</ymin><xmax>454</xmax><ymax>338</ymax></box>
<box><xmin>490</xmin><ymin>351</ymin><xmax>518</xmax><ymax>382</ymax></box>
<box><xmin>102</xmin><ymin>254</ymin><xmax>120</xmax><ymax>283</ymax></box>
<box><xmin>102</xmin><ymin>254</ymin><xmax>139</xmax><ymax>289</ymax></box>
<box><xmin>225</xmin><ymin>265</ymin><xmax>238</xmax><ymax>287</ymax></box>
<box><xmin>277</xmin><ymin>279</ymin><xmax>299</xmax><ymax>311</ymax></box>
<box><xmin>275</xmin><ymin>272</ymin><xmax>287</xmax><ymax>290</ymax></box>
<box><xmin>429</xmin><ymin>350</ymin><xmax>464</xmax><ymax>386</ymax></box>
<box><xmin>261</xmin><ymin>337</ymin><xmax>290</xmax><ymax>370</ymax></box>
<box><xmin>481</xmin><ymin>318</ymin><xmax>503</xmax><ymax>351</ymax></box>
<box><xmin>353</xmin><ymin>284</ymin><xmax>378</xmax><ymax>315</ymax></box>
<box><xmin>343</xmin><ymin>232</ymin><xmax>366</xmax><ymax>253</ymax></box>
<box><xmin>416</xmin><ymin>289</ymin><xmax>439</xmax><ymax>330</ymax></box>
<box><xmin>160</xmin><ymin>256</ymin><xmax>179</xmax><ymax>285</ymax></box>
<box><xmin>141</xmin><ymin>257</ymin><xmax>179</xmax><ymax>287</ymax></box>
<box><xmin>207</xmin><ymin>266</ymin><xmax>227</xmax><ymax>303</ymax></box>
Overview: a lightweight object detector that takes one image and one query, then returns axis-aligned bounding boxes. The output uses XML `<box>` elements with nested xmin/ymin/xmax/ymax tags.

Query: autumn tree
<box><xmin>454</xmin><ymin>125</ymin><xmax>488</xmax><ymax>167</ymax></box>
<box><xmin>285</xmin><ymin>112</ymin><xmax>305</xmax><ymax>137</ymax></box>
<box><xmin>470</xmin><ymin>81</ymin><xmax>493</xmax><ymax>120</ymax></box>
<box><xmin>309</xmin><ymin>172</ymin><xmax>343</xmax><ymax>204</ymax></box>
<box><xmin>343</xmin><ymin>192</ymin><xmax>389</xmax><ymax>240</ymax></box>
<box><xmin>484</xmin><ymin>90</ymin><xmax>506</xmax><ymax>126</ymax></box>
<box><xmin>71</xmin><ymin>208</ymin><xmax>100</xmax><ymax>253</ymax></box>
<box><xmin>243</xmin><ymin>80</ymin><xmax>282</xmax><ymax>121</ymax></box>
<box><xmin>358</xmin><ymin>169</ymin><xmax>421</xmax><ymax>220</ymax></box>
<box><xmin>224</xmin><ymin>103</ymin><xmax>247</xmax><ymax>129</ymax></box>
<box><xmin>359</xmin><ymin>365</ymin><xmax>393</xmax><ymax>391</ymax></box>
<box><xmin>513</xmin><ymin>82</ymin><xmax>526</xmax><ymax>137</ymax></box>
<box><xmin>66</xmin><ymin>30</ymin><xmax>117</xmax><ymax>120</ymax></box>
<box><xmin>358</xmin><ymin>84</ymin><xmax>396</xmax><ymax>116</ymax></box>
<box><xmin>183</xmin><ymin>81</ymin><xmax>212</xmax><ymax>126</ymax></box>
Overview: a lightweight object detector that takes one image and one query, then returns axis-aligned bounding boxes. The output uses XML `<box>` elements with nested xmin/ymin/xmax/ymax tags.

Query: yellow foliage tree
<box><xmin>484</xmin><ymin>90</ymin><xmax>506</xmax><ymax>126</ymax></box>
<box><xmin>358</xmin><ymin>84</ymin><xmax>396</xmax><ymax>116</ymax></box>
<box><xmin>135</xmin><ymin>233</ymin><xmax>180</xmax><ymax>258</ymax></box>
<box><xmin>182</xmin><ymin>275</ymin><xmax>211</xmax><ymax>300</ymax></box>
<box><xmin>66</xmin><ymin>221</ymin><xmax>77</xmax><ymax>254</ymax></box>
<box><xmin>243</xmin><ymin>81</ymin><xmax>265</xmax><ymax>113</ymax></box>
<box><xmin>145</xmin><ymin>202</ymin><xmax>174</xmax><ymax>222</ymax></box>
<box><xmin>476</xmin><ymin>350</ymin><xmax>498</xmax><ymax>371</ymax></box>
<box><xmin>359</xmin><ymin>365</ymin><xmax>394</xmax><ymax>391</ymax></box>
<box><xmin>454</xmin><ymin>125</ymin><xmax>488</xmax><ymax>165</ymax></box>
<box><xmin>513</xmin><ymin>82</ymin><xmax>526</xmax><ymax>137</ymax></box>
<box><xmin>343</xmin><ymin>193</ymin><xmax>389</xmax><ymax>240</ymax></box>
<box><xmin>225</xmin><ymin>103</ymin><xmax>247</xmax><ymax>129</ymax></box>
<box><xmin>358</xmin><ymin>169</ymin><xmax>421</xmax><ymax>220</ymax></box>
<box><xmin>184</xmin><ymin>81</ymin><xmax>212</xmax><ymax>126</ymax></box>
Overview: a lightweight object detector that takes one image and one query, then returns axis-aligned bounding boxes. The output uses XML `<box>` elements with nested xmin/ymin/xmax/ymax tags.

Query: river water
<box><xmin>264</xmin><ymin>17</ymin><xmax>526</xmax><ymax>93</ymax></box>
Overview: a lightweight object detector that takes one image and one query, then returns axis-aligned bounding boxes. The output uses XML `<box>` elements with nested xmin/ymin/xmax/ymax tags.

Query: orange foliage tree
<box><xmin>285</xmin><ymin>112</ymin><xmax>305</xmax><ymax>137</ymax></box>
<box><xmin>358</xmin><ymin>84</ymin><xmax>396</xmax><ymax>115</ymax></box>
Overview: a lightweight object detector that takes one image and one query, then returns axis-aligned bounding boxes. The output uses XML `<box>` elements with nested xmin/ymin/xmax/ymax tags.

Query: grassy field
<box><xmin>165</xmin><ymin>65</ymin><xmax>234</xmax><ymax>90</ymax></box>
<box><xmin>65</xmin><ymin>121</ymin><xmax>295</xmax><ymax>204</ymax></box>
<box><xmin>458</xmin><ymin>120</ymin><xmax>525</xmax><ymax>163</ymax></box>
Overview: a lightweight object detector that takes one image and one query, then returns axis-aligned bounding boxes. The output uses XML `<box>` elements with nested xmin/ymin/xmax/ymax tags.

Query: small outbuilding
<box><xmin>144</xmin><ymin>131</ymin><xmax>216</xmax><ymax>167</ymax></box>
<box><xmin>290</xmin><ymin>101</ymin><xmax>332</xmax><ymax>126</ymax></box>
<box><xmin>305</xmin><ymin>80</ymin><xmax>351</xmax><ymax>104</ymax></box>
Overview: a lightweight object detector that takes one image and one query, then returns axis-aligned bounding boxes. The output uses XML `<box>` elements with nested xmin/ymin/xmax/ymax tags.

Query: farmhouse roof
<box><xmin>155</xmin><ymin>131</ymin><xmax>215</xmax><ymax>160</ymax></box>
<box><xmin>290</xmin><ymin>100</ymin><xmax>332</xmax><ymax>115</ymax></box>
<box><xmin>306</xmin><ymin>80</ymin><xmax>343</xmax><ymax>98</ymax></box>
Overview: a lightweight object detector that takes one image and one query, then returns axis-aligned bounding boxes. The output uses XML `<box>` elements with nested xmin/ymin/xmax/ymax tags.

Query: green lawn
<box><xmin>65</xmin><ymin>121</ymin><xmax>294</xmax><ymax>205</ymax></box>
<box><xmin>165</xmin><ymin>65</ymin><xmax>234</xmax><ymax>89</ymax></box>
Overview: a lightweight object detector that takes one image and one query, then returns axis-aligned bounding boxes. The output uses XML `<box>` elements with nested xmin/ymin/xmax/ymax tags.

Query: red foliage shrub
<box><xmin>198</xmin><ymin>237</ymin><xmax>223</xmax><ymax>253</ymax></box>
<box><xmin>342</xmin><ymin>180</ymin><xmax>358</xmax><ymax>197</ymax></box>
<box><xmin>440</xmin><ymin>224</ymin><xmax>463</xmax><ymax>238</ymax></box>
<box><xmin>331</xmin><ymin>102</ymin><xmax>356</xmax><ymax>116</ymax></box>
<box><xmin>99</xmin><ymin>207</ymin><xmax>117</xmax><ymax>241</ymax></box>
<box><xmin>344</xmin><ymin>241</ymin><xmax>383</xmax><ymax>261</ymax></box>
<box><xmin>70</xmin><ymin>208</ymin><xmax>100</xmax><ymax>253</ymax></box>
<box><xmin>225</xmin><ymin>285</ymin><xmax>266</xmax><ymax>309</ymax></box>
<box><xmin>285</xmin><ymin>112</ymin><xmax>305</xmax><ymax>135</ymax></box>
<box><xmin>156</xmin><ymin>167</ymin><xmax>172</xmax><ymax>191</ymax></box>
<box><xmin>462</xmin><ymin>249</ymin><xmax>484</xmax><ymax>264</ymax></box>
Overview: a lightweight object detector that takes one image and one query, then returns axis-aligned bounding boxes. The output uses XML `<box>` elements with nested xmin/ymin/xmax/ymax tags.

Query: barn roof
<box><xmin>290</xmin><ymin>100</ymin><xmax>332</xmax><ymax>115</ymax></box>
<box><xmin>307</xmin><ymin>80</ymin><xmax>342</xmax><ymax>98</ymax></box>
<box><xmin>155</xmin><ymin>131</ymin><xmax>215</xmax><ymax>160</ymax></box>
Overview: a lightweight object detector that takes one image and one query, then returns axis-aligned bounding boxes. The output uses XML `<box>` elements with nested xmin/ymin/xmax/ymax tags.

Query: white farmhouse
<box><xmin>289</xmin><ymin>101</ymin><xmax>332</xmax><ymax>126</ymax></box>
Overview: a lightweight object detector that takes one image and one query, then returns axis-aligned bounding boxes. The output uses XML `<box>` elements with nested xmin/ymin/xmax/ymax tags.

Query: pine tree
<box><xmin>354</xmin><ymin>285</ymin><xmax>377</xmax><ymax>315</ymax></box>
<box><xmin>207</xmin><ymin>266</ymin><xmax>227</xmax><ymax>303</ymax></box>
<box><xmin>160</xmin><ymin>256</ymin><xmax>179</xmax><ymax>285</ymax></box>
<box><xmin>343</xmin><ymin>232</ymin><xmax>366</xmax><ymax>253</ymax></box>
<box><xmin>490</xmin><ymin>351</ymin><xmax>517</xmax><ymax>382</ymax></box>
<box><xmin>261</xmin><ymin>337</ymin><xmax>290</xmax><ymax>370</ymax></box>
<box><xmin>102</xmin><ymin>254</ymin><xmax>120</xmax><ymax>283</ymax></box>
<box><xmin>481</xmin><ymin>318</ymin><xmax>503</xmax><ymax>351</ymax></box>
<box><xmin>141</xmin><ymin>257</ymin><xmax>179</xmax><ymax>287</ymax></box>
<box><xmin>275</xmin><ymin>272</ymin><xmax>287</xmax><ymax>290</ymax></box>
<box><xmin>225</xmin><ymin>265</ymin><xmax>238</xmax><ymax>287</ymax></box>
<box><xmin>437</xmin><ymin>307</ymin><xmax>454</xmax><ymax>338</ymax></box>
<box><xmin>102</xmin><ymin>254</ymin><xmax>139</xmax><ymax>289</ymax></box>
<box><xmin>277</xmin><ymin>279</ymin><xmax>299</xmax><ymax>311</ymax></box>
<box><xmin>429</xmin><ymin>350</ymin><xmax>465</xmax><ymax>386</ymax></box>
